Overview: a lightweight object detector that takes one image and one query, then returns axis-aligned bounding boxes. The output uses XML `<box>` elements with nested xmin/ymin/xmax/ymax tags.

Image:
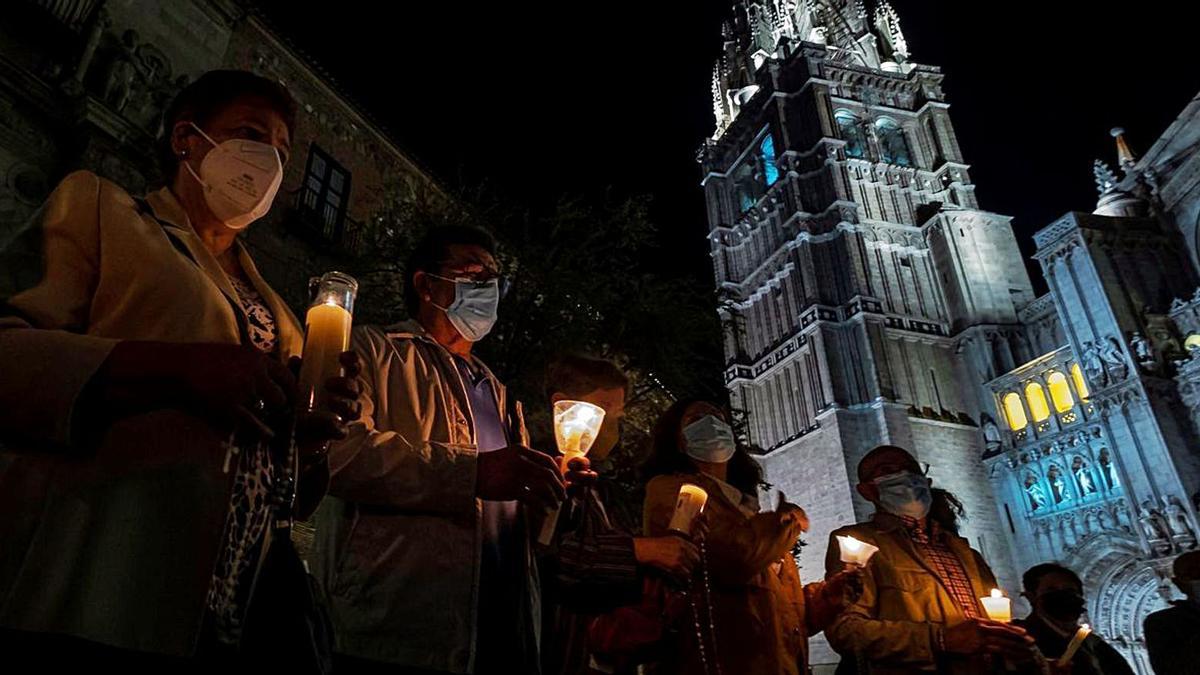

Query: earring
<box><xmin>179</xmin><ymin>149</ymin><xmax>188</xmax><ymax>158</ymax></box>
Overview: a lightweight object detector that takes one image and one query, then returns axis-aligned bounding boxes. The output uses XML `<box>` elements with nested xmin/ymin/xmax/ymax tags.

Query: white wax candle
<box><xmin>297</xmin><ymin>301</ymin><xmax>352</xmax><ymax>410</ymax></box>
<box><xmin>837</xmin><ymin>535</ymin><xmax>879</xmax><ymax>567</ymax></box>
<box><xmin>980</xmin><ymin>588</ymin><xmax>1012</xmax><ymax>623</ymax></box>
<box><xmin>668</xmin><ymin>483</ymin><xmax>709</xmax><ymax>535</ymax></box>
<box><xmin>1057</xmin><ymin>624</ymin><xmax>1091</xmax><ymax>666</ymax></box>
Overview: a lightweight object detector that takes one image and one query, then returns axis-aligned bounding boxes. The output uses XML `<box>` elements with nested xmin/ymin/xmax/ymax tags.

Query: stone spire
<box><xmin>873</xmin><ymin>0</ymin><xmax>909</xmax><ymax>62</ymax></box>
<box><xmin>1093</xmin><ymin>131</ymin><xmax>1149</xmax><ymax>218</ymax></box>
<box><xmin>1111</xmin><ymin>127</ymin><xmax>1138</xmax><ymax>171</ymax></box>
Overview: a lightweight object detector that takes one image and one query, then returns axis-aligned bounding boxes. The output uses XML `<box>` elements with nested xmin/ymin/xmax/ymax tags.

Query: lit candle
<box><xmin>668</xmin><ymin>484</ymin><xmax>709</xmax><ymax>536</ymax></box>
<box><xmin>836</xmin><ymin>535</ymin><xmax>879</xmax><ymax>567</ymax></box>
<box><xmin>981</xmin><ymin>588</ymin><xmax>1012</xmax><ymax>623</ymax></box>
<box><xmin>537</xmin><ymin>400</ymin><xmax>606</xmax><ymax>546</ymax></box>
<box><xmin>1057</xmin><ymin>624</ymin><xmax>1091</xmax><ymax>666</ymax></box>
<box><xmin>296</xmin><ymin>272</ymin><xmax>357</xmax><ymax>411</ymax></box>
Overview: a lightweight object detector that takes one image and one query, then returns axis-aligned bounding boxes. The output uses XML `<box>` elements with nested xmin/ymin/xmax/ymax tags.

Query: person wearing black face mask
<box><xmin>1015</xmin><ymin>563</ymin><xmax>1134</xmax><ymax>675</ymax></box>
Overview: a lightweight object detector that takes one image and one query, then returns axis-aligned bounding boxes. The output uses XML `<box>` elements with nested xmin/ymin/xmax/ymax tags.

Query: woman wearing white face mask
<box><xmin>640</xmin><ymin>399</ymin><xmax>857</xmax><ymax>675</ymax></box>
<box><xmin>0</xmin><ymin>71</ymin><xmax>361</xmax><ymax>669</ymax></box>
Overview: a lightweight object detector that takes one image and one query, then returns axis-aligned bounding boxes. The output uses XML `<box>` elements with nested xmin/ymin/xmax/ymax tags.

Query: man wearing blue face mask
<box><xmin>824</xmin><ymin>445</ymin><xmax>1040</xmax><ymax>674</ymax></box>
<box><xmin>312</xmin><ymin>226</ymin><xmax>588</xmax><ymax>675</ymax></box>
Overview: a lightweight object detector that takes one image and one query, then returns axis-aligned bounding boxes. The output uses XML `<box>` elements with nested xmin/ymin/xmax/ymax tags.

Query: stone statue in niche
<box><xmin>100</xmin><ymin>29</ymin><xmax>139</xmax><ymax>112</ymax></box>
<box><xmin>1099</xmin><ymin>336</ymin><xmax>1130</xmax><ymax>383</ymax></box>
<box><xmin>1138</xmin><ymin>500</ymin><xmax>1171</xmax><ymax>541</ymax></box>
<box><xmin>1129</xmin><ymin>332</ymin><xmax>1155</xmax><ymax>371</ymax></box>
<box><xmin>1081</xmin><ymin>340</ymin><xmax>1107</xmax><ymax>389</ymax></box>
<box><xmin>980</xmin><ymin>413</ymin><xmax>1002</xmax><ymax>453</ymax></box>
<box><xmin>1163</xmin><ymin>495</ymin><xmax>1197</xmax><ymax>542</ymax></box>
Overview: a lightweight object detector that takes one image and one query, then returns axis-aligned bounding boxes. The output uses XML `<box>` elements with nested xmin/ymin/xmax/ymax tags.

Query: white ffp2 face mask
<box><xmin>432</xmin><ymin>277</ymin><xmax>500</xmax><ymax>342</ymax></box>
<box><xmin>183</xmin><ymin>123</ymin><xmax>283</xmax><ymax>231</ymax></box>
<box><xmin>683</xmin><ymin>415</ymin><xmax>737</xmax><ymax>464</ymax></box>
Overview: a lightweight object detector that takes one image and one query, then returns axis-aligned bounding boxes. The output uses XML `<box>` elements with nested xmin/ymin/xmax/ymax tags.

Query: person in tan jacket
<box><xmin>824</xmin><ymin>445</ymin><xmax>1039</xmax><ymax>674</ymax></box>
<box><xmin>312</xmin><ymin>225</ymin><xmax>586</xmax><ymax>674</ymax></box>
<box><xmin>0</xmin><ymin>71</ymin><xmax>359</xmax><ymax>668</ymax></box>
<box><xmin>642</xmin><ymin>399</ymin><xmax>856</xmax><ymax>675</ymax></box>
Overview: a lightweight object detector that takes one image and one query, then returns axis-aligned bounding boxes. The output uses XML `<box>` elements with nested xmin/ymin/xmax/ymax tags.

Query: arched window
<box><xmin>1002</xmin><ymin>392</ymin><xmax>1027</xmax><ymax>430</ymax></box>
<box><xmin>835</xmin><ymin>110</ymin><xmax>866</xmax><ymax>159</ymax></box>
<box><xmin>1023</xmin><ymin>473</ymin><xmax>1046</xmax><ymax>512</ymax></box>
<box><xmin>760</xmin><ymin>135</ymin><xmax>779</xmax><ymax>185</ymax></box>
<box><xmin>875</xmin><ymin>118</ymin><xmax>911</xmax><ymax>166</ymax></box>
<box><xmin>1047</xmin><ymin>372</ymin><xmax>1074</xmax><ymax>413</ymax></box>
<box><xmin>1071</xmin><ymin>363</ymin><xmax>1090</xmax><ymax>400</ymax></box>
<box><xmin>1047</xmin><ymin>464</ymin><xmax>1070</xmax><ymax>504</ymax></box>
<box><xmin>1025</xmin><ymin>382</ymin><xmax>1051</xmax><ymax>422</ymax></box>
<box><xmin>1072</xmin><ymin>456</ymin><xmax>1097</xmax><ymax>496</ymax></box>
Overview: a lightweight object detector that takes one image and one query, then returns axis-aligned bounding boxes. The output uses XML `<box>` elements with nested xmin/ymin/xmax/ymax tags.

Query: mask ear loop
<box><xmin>180</xmin><ymin>122</ymin><xmax>219</xmax><ymax>189</ymax></box>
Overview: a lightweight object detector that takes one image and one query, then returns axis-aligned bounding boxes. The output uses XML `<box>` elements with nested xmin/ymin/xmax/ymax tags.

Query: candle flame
<box><xmin>990</xmin><ymin>588</ymin><xmax>1003</xmax><ymax>599</ymax></box>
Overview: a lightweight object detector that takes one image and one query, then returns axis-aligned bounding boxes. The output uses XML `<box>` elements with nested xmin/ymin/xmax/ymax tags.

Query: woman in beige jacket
<box><xmin>642</xmin><ymin>399</ymin><xmax>855</xmax><ymax>675</ymax></box>
<box><xmin>0</xmin><ymin>71</ymin><xmax>358</xmax><ymax>668</ymax></box>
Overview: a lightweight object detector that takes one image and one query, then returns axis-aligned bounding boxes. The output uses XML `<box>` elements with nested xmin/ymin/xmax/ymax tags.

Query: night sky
<box><xmin>262</xmin><ymin>1</ymin><xmax>1198</xmax><ymax>293</ymax></box>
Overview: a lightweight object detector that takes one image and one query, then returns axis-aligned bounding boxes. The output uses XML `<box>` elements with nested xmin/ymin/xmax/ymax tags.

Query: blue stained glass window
<box><xmin>760</xmin><ymin>134</ymin><xmax>779</xmax><ymax>185</ymax></box>
<box><xmin>835</xmin><ymin>111</ymin><xmax>866</xmax><ymax>159</ymax></box>
<box><xmin>876</xmin><ymin>118</ymin><xmax>912</xmax><ymax>166</ymax></box>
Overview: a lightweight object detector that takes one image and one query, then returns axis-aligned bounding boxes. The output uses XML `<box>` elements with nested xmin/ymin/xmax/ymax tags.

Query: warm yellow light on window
<box><xmin>1047</xmin><ymin>372</ymin><xmax>1074</xmax><ymax>413</ymax></box>
<box><xmin>1025</xmin><ymin>382</ymin><xmax>1051</xmax><ymax>422</ymax></box>
<box><xmin>1071</xmin><ymin>363</ymin><xmax>1090</xmax><ymax>400</ymax></box>
<box><xmin>1003</xmin><ymin>392</ymin><xmax>1027</xmax><ymax>430</ymax></box>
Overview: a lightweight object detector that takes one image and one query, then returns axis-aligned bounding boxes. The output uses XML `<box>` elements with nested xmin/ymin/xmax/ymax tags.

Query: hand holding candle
<box><xmin>537</xmin><ymin>400</ymin><xmax>606</xmax><ymax>546</ymax></box>
<box><xmin>1057</xmin><ymin>624</ymin><xmax>1091</xmax><ymax>666</ymax></box>
<box><xmin>981</xmin><ymin>588</ymin><xmax>1013</xmax><ymax>623</ymax></box>
<box><xmin>837</xmin><ymin>535</ymin><xmax>879</xmax><ymax>568</ymax></box>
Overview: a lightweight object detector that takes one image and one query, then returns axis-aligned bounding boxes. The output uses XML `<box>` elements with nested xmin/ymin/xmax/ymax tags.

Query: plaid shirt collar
<box><xmin>896</xmin><ymin>514</ymin><xmax>941</xmax><ymax>544</ymax></box>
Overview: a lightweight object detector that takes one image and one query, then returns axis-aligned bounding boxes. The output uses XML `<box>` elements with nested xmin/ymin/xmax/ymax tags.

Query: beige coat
<box><xmin>311</xmin><ymin>321</ymin><xmax>541</xmax><ymax>674</ymax></box>
<box><xmin>643</xmin><ymin>473</ymin><xmax>840</xmax><ymax>675</ymax></box>
<box><xmin>0</xmin><ymin>171</ymin><xmax>304</xmax><ymax>655</ymax></box>
<box><xmin>823</xmin><ymin>513</ymin><xmax>999</xmax><ymax>675</ymax></box>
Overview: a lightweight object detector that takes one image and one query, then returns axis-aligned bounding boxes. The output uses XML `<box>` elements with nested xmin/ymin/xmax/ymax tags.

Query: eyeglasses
<box><xmin>427</xmin><ymin>271</ymin><xmax>513</xmax><ymax>299</ymax></box>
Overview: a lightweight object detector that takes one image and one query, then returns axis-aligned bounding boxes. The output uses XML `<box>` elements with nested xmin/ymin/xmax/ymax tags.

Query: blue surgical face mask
<box><xmin>430</xmin><ymin>275</ymin><xmax>500</xmax><ymax>342</ymax></box>
<box><xmin>683</xmin><ymin>415</ymin><xmax>737</xmax><ymax>464</ymax></box>
<box><xmin>874</xmin><ymin>471</ymin><xmax>933</xmax><ymax>519</ymax></box>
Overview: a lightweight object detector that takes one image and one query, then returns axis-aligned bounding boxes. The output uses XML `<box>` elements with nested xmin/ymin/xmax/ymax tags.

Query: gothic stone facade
<box><xmin>701</xmin><ymin>2</ymin><xmax>1200</xmax><ymax>673</ymax></box>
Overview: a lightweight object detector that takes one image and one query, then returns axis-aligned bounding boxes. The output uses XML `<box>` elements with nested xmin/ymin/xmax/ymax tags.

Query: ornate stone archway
<box><xmin>1063</xmin><ymin>533</ymin><xmax>1173</xmax><ymax>675</ymax></box>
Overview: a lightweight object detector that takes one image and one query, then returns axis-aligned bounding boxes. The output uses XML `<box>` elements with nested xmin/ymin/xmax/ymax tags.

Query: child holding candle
<box><xmin>640</xmin><ymin>399</ymin><xmax>858</xmax><ymax>675</ymax></box>
<box><xmin>1014</xmin><ymin>563</ymin><xmax>1135</xmax><ymax>675</ymax></box>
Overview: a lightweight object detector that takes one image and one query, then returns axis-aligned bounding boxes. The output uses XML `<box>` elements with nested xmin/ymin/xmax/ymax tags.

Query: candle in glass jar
<box><xmin>538</xmin><ymin>400</ymin><xmax>606</xmax><ymax>546</ymax></box>
<box><xmin>668</xmin><ymin>483</ymin><xmax>709</xmax><ymax>535</ymax></box>
<box><xmin>297</xmin><ymin>301</ymin><xmax>353</xmax><ymax>410</ymax></box>
<box><xmin>836</xmin><ymin>535</ymin><xmax>880</xmax><ymax>567</ymax></box>
<box><xmin>981</xmin><ymin>588</ymin><xmax>1012</xmax><ymax>623</ymax></box>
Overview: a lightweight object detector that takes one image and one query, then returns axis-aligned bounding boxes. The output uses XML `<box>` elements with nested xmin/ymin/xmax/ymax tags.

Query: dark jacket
<box><xmin>542</xmin><ymin>480</ymin><xmax>641</xmax><ymax>675</ymax></box>
<box><xmin>1143</xmin><ymin>601</ymin><xmax>1200</xmax><ymax>675</ymax></box>
<box><xmin>1013</xmin><ymin>615</ymin><xmax>1134</xmax><ymax>675</ymax></box>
